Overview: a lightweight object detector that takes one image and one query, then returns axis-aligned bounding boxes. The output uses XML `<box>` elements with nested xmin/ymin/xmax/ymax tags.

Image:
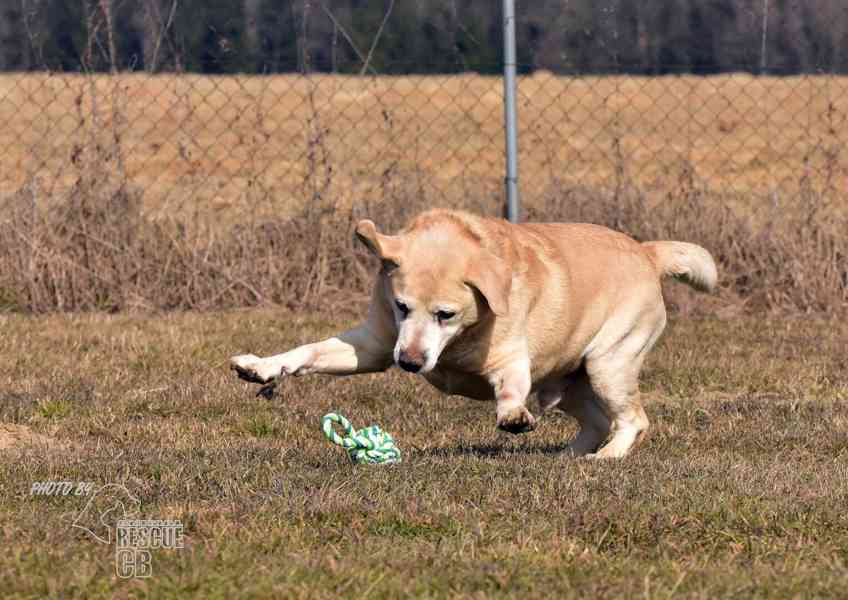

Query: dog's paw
<box><xmin>583</xmin><ymin>445</ymin><xmax>630</xmax><ymax>460</ymax></box>
<box><xmin>230</xmin><ymin>354</ymin><xmax>284</xmax><ymax>384</ymax></box>
<box><xmin>496</xmin><ymin>406</ymin><xmax>537</xmax><ymax>434</ymax></box>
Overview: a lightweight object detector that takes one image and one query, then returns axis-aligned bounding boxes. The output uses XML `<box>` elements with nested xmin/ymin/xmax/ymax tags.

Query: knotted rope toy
<box><xmin>321</xmin><ymin>413</ymin><xmax>401</xmax><ymax>465</ymax></box>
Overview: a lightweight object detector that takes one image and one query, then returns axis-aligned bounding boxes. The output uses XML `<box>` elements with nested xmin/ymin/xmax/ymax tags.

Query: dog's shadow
<box><xmin>416</xmin><ymin>442</ymin><xmax>571</xmax><ymax>458</ymax></box>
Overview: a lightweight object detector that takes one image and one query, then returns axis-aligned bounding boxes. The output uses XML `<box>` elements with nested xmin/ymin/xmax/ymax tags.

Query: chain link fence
<box><xmin>3</xmin><ymin>64</ymin><xmax>846</xmax><ymax>224</ymax></box>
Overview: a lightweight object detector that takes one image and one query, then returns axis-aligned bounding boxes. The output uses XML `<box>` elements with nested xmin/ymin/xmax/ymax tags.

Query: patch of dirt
<box><xmin>0</xmin><ymin>423</ymin><xmax>63</xmax><ymax>451</ymax></box>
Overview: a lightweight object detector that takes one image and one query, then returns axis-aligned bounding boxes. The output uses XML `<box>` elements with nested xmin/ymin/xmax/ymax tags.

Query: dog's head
<box><xmin>356</xmin><ymin>216</ymin><xmax>511</xmax><ymax>374</ymax></box>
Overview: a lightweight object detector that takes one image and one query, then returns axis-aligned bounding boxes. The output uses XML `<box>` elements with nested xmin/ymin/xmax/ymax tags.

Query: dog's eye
<box><xmin>395</xmin><ymin>300</ymin><xmax>410</xmax><ymax>316</ymax></box>
<box><xmin>435</xmin><ymin>310</ymin><xmax>456</xmax><ymax>322</ymax></box>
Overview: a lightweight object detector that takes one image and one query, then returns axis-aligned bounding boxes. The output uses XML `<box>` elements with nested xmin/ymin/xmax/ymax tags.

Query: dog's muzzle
<box><xmin>397</xmin><ymin>349</ymin><xmax>427</xmax><ymax>373</ymax></box>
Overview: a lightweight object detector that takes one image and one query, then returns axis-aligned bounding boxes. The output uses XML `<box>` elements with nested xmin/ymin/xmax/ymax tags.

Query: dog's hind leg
<box><xmin>582</xmin><ymin>362</ymin><xmax>648</xmax><ymax>459</ymax></box>
<box><xmin>557</xmin><ymin>369</ymin><xmax>612</xmax><ymax>457</ymax></box>
<box><xmin>537</xmin><ymin>381</ymin><xmax>564</xmax><ymax>415</ymax></box>
<box><xmin>536</xmin><ymin>374</ymin><xmax>608</xmax><ymax>453</ymax></box>
<box><xmin>582</xmin><ymin>309</ymin><xmax>667</xmax><ymax>459</ymax></box>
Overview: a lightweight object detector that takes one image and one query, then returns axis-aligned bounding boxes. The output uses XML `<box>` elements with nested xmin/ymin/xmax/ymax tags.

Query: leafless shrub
<box><xmin>0</xmin><ymin>170</ymin><xmax>845</xmax><ymax>316</ymax></box>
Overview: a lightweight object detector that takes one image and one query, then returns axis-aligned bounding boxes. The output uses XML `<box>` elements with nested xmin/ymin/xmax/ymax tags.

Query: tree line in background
<box><xmin>2</xmin><ymin>0</ymin><xmax>846</xmax><ymax>75</ymax></box>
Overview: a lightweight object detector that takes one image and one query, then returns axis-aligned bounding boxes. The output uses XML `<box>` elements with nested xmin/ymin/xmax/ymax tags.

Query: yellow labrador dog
<box><xmin>231</xmin><ymin>209</ymin><xmax>717</xmax><ymax>458</ymax></box>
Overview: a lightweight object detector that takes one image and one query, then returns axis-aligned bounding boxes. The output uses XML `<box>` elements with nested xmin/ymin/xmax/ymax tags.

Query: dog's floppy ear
<box><xmin>355</xmin><ymin>219</ymin><xmax>403</xmax><ymax>269</ymax></box>
<box><xmin>465</xmin><ymin>251</ymin><xmax>512</xmax><ymax>317</ymax></box>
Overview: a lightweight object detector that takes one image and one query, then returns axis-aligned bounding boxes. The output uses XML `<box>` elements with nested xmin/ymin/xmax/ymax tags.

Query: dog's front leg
<box><xmin>230</xmin><ymin>325</ymin><xmax>393</xmax><ymax>386</ymax></box>
<box><xmin>491</xmin><ymin>358</ymin><xmax>536</xmax><ymax>434</ymax></box>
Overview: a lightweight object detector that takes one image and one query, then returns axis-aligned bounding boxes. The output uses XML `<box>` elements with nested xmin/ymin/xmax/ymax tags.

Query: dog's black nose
<box><xmin>398</xmin><ymin>359</ymin><xmax>421</xmax><ymax>373</ymax></box>
<box><xmin>397</xmin><ymin>350</ymin><xmax>425</xmax><ymax>373</ymax></box>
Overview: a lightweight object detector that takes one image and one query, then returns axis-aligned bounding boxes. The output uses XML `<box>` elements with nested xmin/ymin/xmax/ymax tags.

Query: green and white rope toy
<box><xmin>321</xmin><ymin>413</ymin><xmax>401</xmax><ymax>465</ymax></box>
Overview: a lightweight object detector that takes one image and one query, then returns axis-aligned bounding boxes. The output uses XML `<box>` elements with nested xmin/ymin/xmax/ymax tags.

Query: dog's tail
<box><xmin>642</xmin><ymin>241</ymin><xmax>718</xmax><ymax>293</ymax></box>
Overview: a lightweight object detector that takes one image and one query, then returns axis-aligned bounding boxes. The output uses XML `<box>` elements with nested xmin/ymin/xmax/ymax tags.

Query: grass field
<box><xmin>1</xmin><ymin>309</ymin><xmax>846</xmax><ymax>597</ymax></box>
<box><xmin>4</xmin><ymin>72</ymin><xmax>847</xmax><ymax>219</ymax></box>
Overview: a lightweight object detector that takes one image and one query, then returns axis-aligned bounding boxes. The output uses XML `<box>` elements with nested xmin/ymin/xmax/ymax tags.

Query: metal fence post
<box><xmin>502</xmin><ymin>0</ymin><xmax>520</xmax><ymax>222</ymax></box>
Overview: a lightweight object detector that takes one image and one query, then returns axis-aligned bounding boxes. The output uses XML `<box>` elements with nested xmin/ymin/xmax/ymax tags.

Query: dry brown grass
<box><xmin>0</xmin><ymin>310</ymin><xmax>846</xmax><ymax>597</ymax></box>
<box><xmin>4</xmin><ymin>72</ymin><xmax>848</xmax><ymax>220</ymax></box>
<box><xmin>0</xmin><ymin>175</ymin><xmax>845</xmax><ymax>315</ymax></box>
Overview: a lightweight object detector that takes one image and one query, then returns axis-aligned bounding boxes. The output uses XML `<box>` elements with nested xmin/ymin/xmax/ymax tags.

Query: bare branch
<box><xmin>318</xmin><ymin>2</ymin><xmax>375</xmax><ymax>75</ymax></box>
<box><xmin>760</xmin><ymin>0</ymin><xmax>770</xmax><ymax>73</ymax></box>
<box><xmin>360</xmin><ymin>0</ymin><xmax>395</xmax><ymax>76</ymax></box>
<box><xmin>149</xmin><ymin>0</ymin><xmax>179</xmax><ymax>74</ymax></box>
